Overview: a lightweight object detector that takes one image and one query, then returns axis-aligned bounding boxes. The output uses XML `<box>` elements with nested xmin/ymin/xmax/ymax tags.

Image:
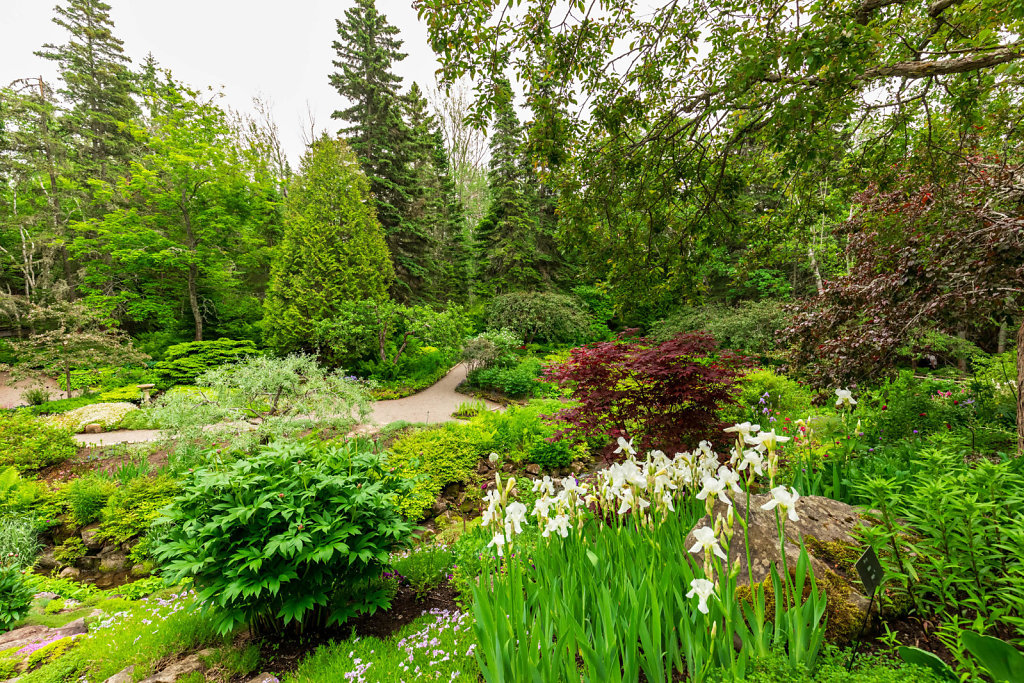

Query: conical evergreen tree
<box><xmin>405</xmin><ymin>82</ymin><xmax>470</xmax><ymax>303</ymax></box>
<box><xmin>329</xmin><ymin>0</ymin><xmax>431</xmax><ymax>302</ymax></box>
<box><xmin>36</xmin><ymin>0</ymin><xmax>139</xmax><ymax>179</ymax></box>
<box><xmin>524</xmin><ymin>92</ymin><xmax>570</xmax><ymax>285</ymax></box>
<box><xmin>262</xmin><ymin>136</ymin><xmax>393</xmax><ymax>354</ymax></box>
<box><xmin>475</xmin><ymin>81</ymin><xmax>542</xmax><ymax>295</ymax></box>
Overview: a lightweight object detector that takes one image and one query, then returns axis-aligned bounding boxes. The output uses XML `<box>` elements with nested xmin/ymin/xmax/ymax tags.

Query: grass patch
<box><xmin>19</xmin><ymin>589</ymin><xmax>226</xmax><ymax>683</ymax></box>
<box><xmin>284</xmin><ymin>608</ymin><xmax>478</xmax><ymax>682</ymax></box>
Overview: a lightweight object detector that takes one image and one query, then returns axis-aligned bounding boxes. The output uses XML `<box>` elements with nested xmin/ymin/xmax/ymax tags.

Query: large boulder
<box><xmin>137</xmin><ymin>649</ymin><xmax>216</xmax><ymax>683</ymax></box>
<box><xmin>685</xmin><ymin>492</ymin><xmax>872</xmax><ymax>643</ymax></box>
<box><xmin>98</xmin><ymin>552</ymin><xmax>128</xmax><ymax>573</ymax></box>
<box><xmin>80</xmin><ymin>524</ymin><xmax>103</xmax><ymax>551</ymax></box>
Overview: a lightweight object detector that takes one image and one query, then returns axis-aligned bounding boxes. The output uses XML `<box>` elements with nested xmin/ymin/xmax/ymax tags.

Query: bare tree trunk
<box><xmin>188</xmin><ymin>264</ymin><xmax>202</xmax><ymax>342</ymax></box>
<box><xmin>958</xmin><ymin>327</ymin><xmax>968</xmax><ymax>373</ymax></box>
<box><xmin>998</xmin><ymin>320</ymin><xmax>1007</xmax><ymax>354</ymax></box>
<box><xmin>1017</xmin><ymin>317</ymin><xmax>1023</xmax><ymax>456</ymax></box>
<box><xmin>181</xmin><ymin>193</ymin><xmax>202</xmax><ymax>342</ymax></box>
<box><xmin>809</xmin><ymin>247</ymin><xmax>825</xmax><ymax>296</ymax></box>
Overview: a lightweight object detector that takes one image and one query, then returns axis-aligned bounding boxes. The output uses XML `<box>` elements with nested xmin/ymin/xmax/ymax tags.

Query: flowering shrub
<box><xmin>864</xmin><ymin>371</ymin><xmax>980</xmax><ymax>441</ymax></box>
<box><xmin>461</xmin><ymin>329</ymin><xmax>521</xmax><ymax>373</ymax></box>
<box><xmin>545</xmin><ymin>331</ymin><xmax>748</xmax><ymax>453</ymax></box>
<box><xmin>44</xmin><ymin>401</ymin><xmax>138</xmax><ymax>432</ymax></box>
<box><xmin>154</xmin><ymin>439</ymin><xmax>414</xmax><ymax>635</ymax></box>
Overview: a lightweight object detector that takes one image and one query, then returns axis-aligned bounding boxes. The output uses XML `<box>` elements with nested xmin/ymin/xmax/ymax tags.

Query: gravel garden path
<box><xmin>71</xmin><ymin>364</ymin><xmax>502</xmax><ymax>447</ymax></box>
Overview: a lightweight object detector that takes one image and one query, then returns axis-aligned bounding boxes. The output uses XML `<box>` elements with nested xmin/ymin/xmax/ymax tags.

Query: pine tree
<box><xmin>262</xmin><ymin>136</ymin><xmax>393</xmax><ymax>354</ymax></box>
<box><xmin>329</xmin><ymin>0</ymin><xmax>431</xmax><ymax>302</ymax></box>
<box><xmin>475</xmin><ymin>81</ymin><xmax>542</xmax><ymax>295</ymax></box>
<box><xmin>36</xmin><ymin>0</ymin><xmax>139</xmax><ymax>179</ymax></box>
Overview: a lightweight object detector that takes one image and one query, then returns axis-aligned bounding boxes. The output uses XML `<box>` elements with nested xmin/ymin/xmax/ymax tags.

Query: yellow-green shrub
<box><xmin>0</xmin><ymin>414</ymin><xmax>76</xmax><ymax>473</ymax></box>
<box><xmin>386</xmin><ymin>424</ymin><xmax>491</xmax><ymax>520</ymax></box>
<box><xmin>730</xmin><ymin>367</ymin><xmax>813</xmax><ymax>421</ymax></box>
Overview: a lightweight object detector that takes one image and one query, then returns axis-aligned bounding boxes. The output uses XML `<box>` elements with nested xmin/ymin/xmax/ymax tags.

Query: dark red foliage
<box><xmin>786</xmin><ymin>158</ymin><xmax>1024</xmax><ymax>388</ymax></box>
<box><xmin>543</xmin><ymin>331</ymin><xmax>749</xmax><ymax>455</ymax></box>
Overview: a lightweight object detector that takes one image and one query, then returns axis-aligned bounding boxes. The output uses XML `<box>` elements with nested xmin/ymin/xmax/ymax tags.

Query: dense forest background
<box><xmin>1</xmin><ymin>0</ymin><xmax>1021</xmax><ymax>396</ymax></box>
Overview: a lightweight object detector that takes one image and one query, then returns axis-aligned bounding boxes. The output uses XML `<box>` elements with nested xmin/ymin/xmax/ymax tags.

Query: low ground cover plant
<box><xmin>154</xmin><ymin>438</ymin><xmax>414</xmax><ymax>635</ymax></box>
<box><xmin>44</xmin><ymin>402</ymin><xmax>137</xmax><ymax>433</ymax></box>
<box><xmin>392</xmin><ymin>546</ymin><xmax>453</xmax><ymax>600</ymax></box>
<box><xmin>17</xmin><ymin>588</ymin><xmax>224</xmax><ymax>682</ymax></box>
<box><xmin>283</xmin><ymin>608</ymin><xmax>478</xmax><ymax>682</ymax></box>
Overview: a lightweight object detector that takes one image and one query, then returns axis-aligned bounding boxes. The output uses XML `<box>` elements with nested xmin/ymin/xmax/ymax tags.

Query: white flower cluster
<box><xmin>531</xmin><ymin>475</ymin><xmax>586</xmax><ymax>538</ymax></box>
<box><xmin>481</xmin><ymin>421</ymin><xmax>809</xmax><ymax>569</ymax></box>
<box><xmin>45</xmin><ymin>401</ymin><xmax>138</xmax><ymax>432</ymax></box>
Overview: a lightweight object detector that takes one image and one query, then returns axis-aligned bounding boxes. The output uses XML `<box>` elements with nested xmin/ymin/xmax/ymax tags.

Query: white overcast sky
<box><xmin>2</xmin><ymin>0</ymin><xmax>445</xmax><ymax>162</ymax></box>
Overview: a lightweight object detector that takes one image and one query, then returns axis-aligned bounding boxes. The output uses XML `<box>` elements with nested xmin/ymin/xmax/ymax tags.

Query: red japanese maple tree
<box><xmin>543</xmin><ymin>331</ymin><xmax>748</xmax><ymax>455</ymax></box>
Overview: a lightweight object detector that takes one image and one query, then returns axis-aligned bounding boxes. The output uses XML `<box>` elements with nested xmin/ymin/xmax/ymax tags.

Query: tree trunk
<box><xmin>1017</xmin><ymin>317</ymin><xmax>1023</xmax><ymax>456</ymax></box>
<box><xmin>64</xmin><ymin>358</ymin><xmax>72</xmax><ymax>400</ymax></box>
<box><xmin>809</xmin><ymin>247</ymin><xmax>825</xmax><ymax>296</ymax></box>
<box><xmin>957</xmin><ymin>327</ymin><xmax>968</xmax><ymax>373</ymax></box>
<box><xmin>998</xmin><ymin>319</ymin><xmax>1007</xmax><ymax>354</ymax></box>
<box><xmin>188</xmin><ymin>264</ymin><xmax>202</xmax><ymax>342</ymax></box>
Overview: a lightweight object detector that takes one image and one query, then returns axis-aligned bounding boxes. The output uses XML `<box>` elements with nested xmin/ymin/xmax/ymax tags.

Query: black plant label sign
<box><xmin>856</xmin><ymin>547</ymin><xmax>884</xmax><ymax>596</ymax></box>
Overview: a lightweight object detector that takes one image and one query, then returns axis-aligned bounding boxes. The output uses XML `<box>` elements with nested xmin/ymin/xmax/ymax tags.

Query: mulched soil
<box><xmin>252</xmin><ymin>580</ymin><xmax>461</xmax><ymax>678</ymax></box>
<box><xmin>36</xmin><ymin>443</ymin><xmax>170</xmax><ymax>484</ymax></box>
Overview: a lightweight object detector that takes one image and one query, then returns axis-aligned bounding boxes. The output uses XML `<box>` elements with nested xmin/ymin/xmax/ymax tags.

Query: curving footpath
<box><xmin>72</xmin><ymin>364</ymin><xmax>503</xmax><ymax>447</ymax></box>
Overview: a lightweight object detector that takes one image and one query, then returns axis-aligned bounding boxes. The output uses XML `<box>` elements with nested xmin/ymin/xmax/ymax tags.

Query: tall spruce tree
<box><xmin>524</xmin><ymin>91</ymin><xmax>569</xmax><ymax>285</ymax></box>
<box><xmin>36</xmin><ymin>0</ymin><xmax>139</xmax><ymax>179</ymax></box>
<box><xmin>262</xmin><ymin>136</ymin><xmax>393</xmax><ymax>354</ymax></box>
<box><xmin>405</xmin><ymin>83</ymin><xmax>470</xmax><ymax>303</ymax></box>
<box><xmin>475</xmin><ymin>81</ymin><xmax>542</xmax><ymax>295</ymax></box>
<box><xmin>329</xmin><ymin>0</ymin><xmax>432</xmax><ymax>302</ymax></box>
